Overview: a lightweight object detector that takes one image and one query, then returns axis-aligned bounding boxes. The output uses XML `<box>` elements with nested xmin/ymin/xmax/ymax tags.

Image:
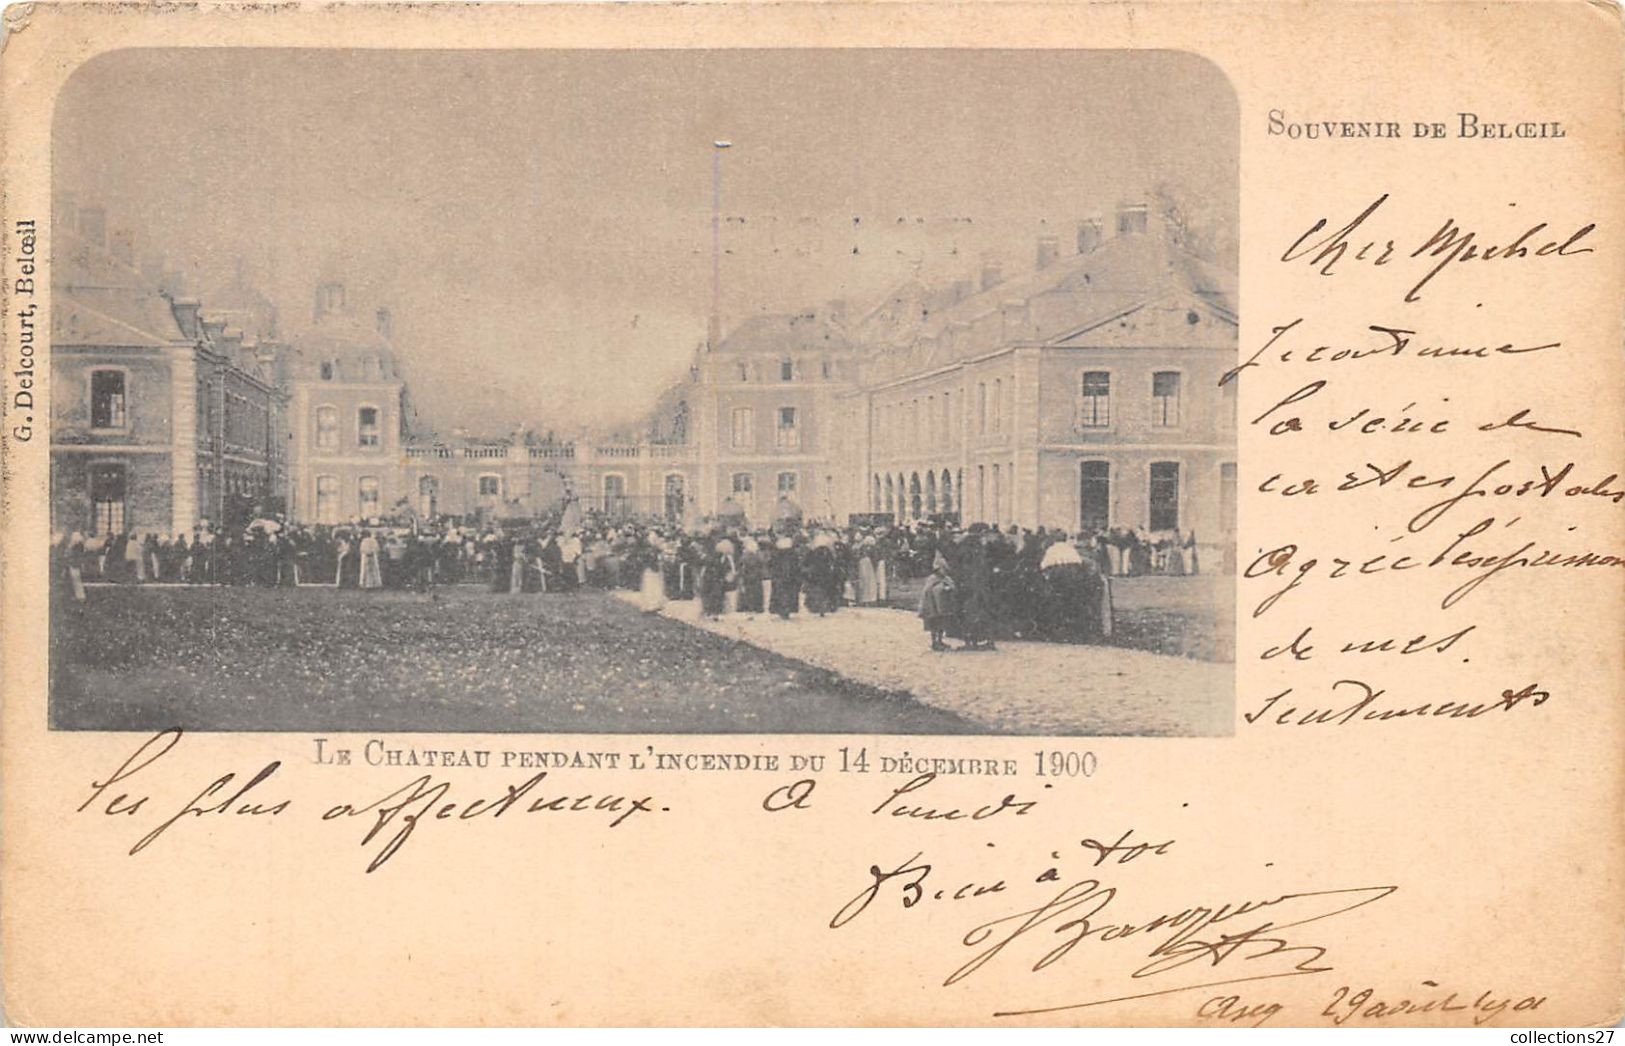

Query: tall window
<box><xmin>417</xmin><ymin>475</ymin><xmax>438</xmax><ymax>517</ymax></box>
<box><xmin>1079</xmin><ymin>371</ymin><xmax>1111</xmax><ymax>428</ymax></box>
<box><xmin>977</xmin><ymin>383</ymin><xmax>988</xmax><ymax>433</ymax></box>
<box><xmin>777</xmin><ymin>471</ymin><xmax>798</xmax><ymax>498</ymax></box>
<box><xmin>319</xmin><ymin>361</ymin><xmax>334</xmax><ymax>381</ymax></box>
<box><xmin>664</xmin><ymin>474</ymin><xmax>686</xmax><ymax>521</ymax></box>
<box><xmin>603</xmin><ymin>474</ymin><xmax>627</xmax><ymax>514</ymax></box>
<box><xmin>315</xmin><ymin>475</ymin><xmax>339</xmax><ymax>524</ymax></box>
<box><xmin>315</xmin><ymin>405</ymin><xmax>338</xmax><ymax>450</ymax></box>
<box><xmin>992</xmin><ymin>379</ymin><xmax>1003</xmax><ymax>433</ymax></box>
<box><xmin>357</xmin><ymin>406</ymin><xmax>381</xmax><ymax>447</ymax></box>
<box><xmin>775</xmin><ymin>406</ymin><xmax>799</xmax><ymax>450</ymax></box>
<box><xmin>779</xmin><ymin>358</ymin><xmax>794</xmax><ymax>381</ymax></box>
<box><xmin>1080</xmin><ymin>461</ymin><xmax>1110</xmax><ymax>532</ymax></box>
<box><xmin>1152</xmin><ymin>372</ymin><xmax>1182</xmax><ymax>427</ymax></box>
<box><xmin>1149</xmin><ymin>462</ymin><xmax>1180</xmax><ymax>530</ymax></box>
<box><xmin>991</xmin><ymin>465</ymin><xmax>1002</xmax><ymax>525</ymax></box>
<box><xmin>1219</xmin><ymin>462</ymin><xmax>1238</xmax><ymax>535</ymax></box>
<box><xmin>89</xmin><ymin>462</ymin><xmax>126</xmax><ymax>534</ymax></box>
<box><xmin>736</xmin><ymin>362</ymin><xmax>750</xmax><ymax>382</ymax></box>
<box><xmin>358</xmin><ymin>476</ymin><xmax>380</xmax><ymax>517</ymax></box>
<box><xmin>731</xmin><ymin>472</ymin><xmax>755</xmax><ymax>517</ymax></box>
<box><xmin>478</xmin><ymin>475</ymin><xmax>501</xmax><ymax>497</ymax></box>
<box><xmin>90</xmin><ymin>370</ymin><xmax>126</xmax><ymax>429</ymax></box>
<box><xmin>731</xmin><ymin>407</ymin><xmax>755</xmax><ymax>449</ymax></box>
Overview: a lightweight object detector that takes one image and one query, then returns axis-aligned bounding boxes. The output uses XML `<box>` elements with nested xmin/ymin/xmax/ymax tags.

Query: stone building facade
<box><xmin>49</xmin><ymin>205</ymin><xmax>288</xmax><ymax>537</ymax></box>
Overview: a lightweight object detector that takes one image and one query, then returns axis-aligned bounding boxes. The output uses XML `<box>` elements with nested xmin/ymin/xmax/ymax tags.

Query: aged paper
<box><xmin>1</xmin><ymin>0</ymin><xmax>1621</xmax><ymax>1028</ymax></box>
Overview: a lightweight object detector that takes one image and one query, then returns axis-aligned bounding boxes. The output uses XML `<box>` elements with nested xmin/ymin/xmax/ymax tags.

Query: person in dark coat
<box><xmin>918</xmin><ymin>555</ymin><xmax>958</xmax><ymax>651</ymax></box>
<box><xmin>490</xmin><ymin>537</ymin><xmax>513</xmax><ymax>593</ymax></box>
<box><xmin>768</xmin><ymin>537</ymin><xmax>802</xmax><ymax>619</ymax></box>
<box><xmin>956</xmin><ymin>536</ymin><xmax>997</xmax><ymax>651</ymax></box>
<box><xmin>736</xmin><ymin>537</ymin><xmax>767</xmax><ymax>614</ymax></box>
<box><xmin>697</xmin><ymin>543</ymin><xmax>728</xmax><ymax>618</ymax></box>
<box><xmin>802</xmin><ymin>535</ymin><xmax>840</xmax><ymax>616</ymax></box>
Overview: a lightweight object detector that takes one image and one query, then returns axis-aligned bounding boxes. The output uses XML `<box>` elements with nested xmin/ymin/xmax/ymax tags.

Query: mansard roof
<box><xmin>712</xmin><ymin>307</ymin><xmax>855</xmax><ymax>355</ymax></box>
<box><xmin>52</xmin><ymin>229</ymin><xmax>189</xmax><ymax>348</ymax></box>
<box><xmin>873</xmin><ymin>232</ymin><xmax>1236</xmax><ymax>377</ymax></box>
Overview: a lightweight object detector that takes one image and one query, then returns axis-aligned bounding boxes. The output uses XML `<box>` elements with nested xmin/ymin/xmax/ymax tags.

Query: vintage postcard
<box><xmin>1</xmin><ymin>0</ymin><xmax>1621</xmax><ymax>1028</ymax></box>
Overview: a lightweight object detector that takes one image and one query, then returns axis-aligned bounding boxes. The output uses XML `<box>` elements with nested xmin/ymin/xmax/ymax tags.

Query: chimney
<box><xmin>375</xmin><ymin>307</ymin><xmax>393</xmax><ymax>340</ymax></box>
<box><xmin>1036</xmin><ymin>235</ymin><xmax>1060</xmax><ymax>270</ymax></box>
<box><xmin>314</xmin><ymin>281</ymin><xmax>346</xmax><ymax>322</ymax></box>
<box><xmin>170</xmin><ymin>299</ymin><xmax>203</xmax><ymax>340</ymax></box>
<box><xmin>202</xmin><ymin>317</ymin><xmax>227</xmax><ymax>345</ymax></box>
<box><xmin>1116</xmin><ymin>203</ymin><xmax>1150</xmax><ymax>237</ymax></box>
<box><xmin>979</xmin><ymin>260</ymin><xmax>1004</xmax><ymax>292</ymax></box>
<box><xmin>1076</xmin><ymin>217</ymin><xmax>1104</xmax><ymax>254</ymax></box>
<box><xmin>109</xmin><ymin>228</ymin><xmax>136</xmax><ymax>267</ymax></box>
<box><xmin>79</xmin><ymin>206</ymin><xmax>107</xmax><ymax>247</ymax></box>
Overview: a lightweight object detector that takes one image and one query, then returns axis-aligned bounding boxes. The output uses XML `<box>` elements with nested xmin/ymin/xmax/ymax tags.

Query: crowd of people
<box><xmin>53</xmin><ymin>512</ymin><xmax>1205</xmax><ymax>648</ymax></box>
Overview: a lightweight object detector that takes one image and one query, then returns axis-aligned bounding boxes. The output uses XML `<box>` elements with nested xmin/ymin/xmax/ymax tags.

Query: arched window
<box><xmin>884</xmin><ymin>474</ymin><xmax>895</xmax><ymax>514</ymax></box>
<box><xmin>314</xmin><ymin>475</ymin><xmax>338</xmax><ymax>524</ymax></box>
<box><xmin>358</xmin><ymin>476</ymin><xmax>381</xmax><ymax>518</ymax></box>
<box><xmin>417</xmin><ymin>475</ymin><xmax>438</xmax><ymax>518</ymax></box>
<box><xmin>1149</xmin><ymin>462</ymin><xmax>1181</xmax><ymax>530</ymax></box>
<box><xmin>603</xmin><ymin>474</ymin><xmax>628</xmax><ymax>515</ymax></box>
<box><xmin>940</xmin><ymin>469</ymin><xmax>954</xmax><ymax>513</ymax></box>
<box><xmin>1153</xmin><ymin>372</ymin><xmax>1182</xmax><ymax>427</ymax></box>
<box><xmin>909</xmin><ymin>473</ymin><xmax>922</xmax><ymax>518</ymax></box>
<box><xmin>731</xmin><ymin>472</ymin><xmax>755</xmax><ymax>519</ymax></box>
<box><xmin>90</xmin><ymin>370</ymin><xmax>128</xmax><ymax>429</ymax></box>
<box><xmin>925</xmin><ymin>471</ymin><xmax>938</xmax><ymax>513</ymax></box>
<box><xmin>1080</xmin><ymin>461</ymin><xmax>1110</xmax><ymax>532</ymax></box>
<box><xmin>1079</xmin><ymin>371</ymin><xmax>1111</xmax><ymax>428</ymax></box>
<box><xmin>663</xmin><ymin>474</ymin><xmax>686</xmax><ymax>522</ymax></box>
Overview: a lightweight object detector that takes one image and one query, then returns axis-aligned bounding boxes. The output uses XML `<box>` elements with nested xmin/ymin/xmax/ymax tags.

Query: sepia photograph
<box><xmin>47</xmin><ymin>48</ymin><xmax>1238</xmax><ymax>736</ymax></box>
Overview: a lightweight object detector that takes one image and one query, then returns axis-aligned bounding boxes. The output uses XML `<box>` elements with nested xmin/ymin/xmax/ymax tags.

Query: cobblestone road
<box><xmin>623</xmin><ymin>595</ymin><xmax>1233</xmax><ymax>736</ymax></box>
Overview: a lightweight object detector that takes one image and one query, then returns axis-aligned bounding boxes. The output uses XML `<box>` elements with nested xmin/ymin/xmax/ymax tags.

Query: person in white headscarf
<box><xmin>358</xmin><ymin>530</ymin><xmax>384</xmax><ymax>590</ymax></box>
<box><xmin>124</xmin><ymin>530</ymin><xmax>145</xmax><ymax>583</ymax></box>
<box><xmin>638</xmin><ymin>535</ymin><xmax>667</xmax><ymax>613</ymax></box>
<box><xmin>856</xmin><ymin>536</ymin><xmax>880</xmax><ymax>605</ymax></box>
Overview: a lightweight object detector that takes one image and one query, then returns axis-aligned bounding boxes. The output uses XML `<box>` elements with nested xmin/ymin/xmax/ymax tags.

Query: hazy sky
<box><xmin>55</xmin><ymin>48</ymin><xmax>1236</xmax><ymax>432</ymax></box>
